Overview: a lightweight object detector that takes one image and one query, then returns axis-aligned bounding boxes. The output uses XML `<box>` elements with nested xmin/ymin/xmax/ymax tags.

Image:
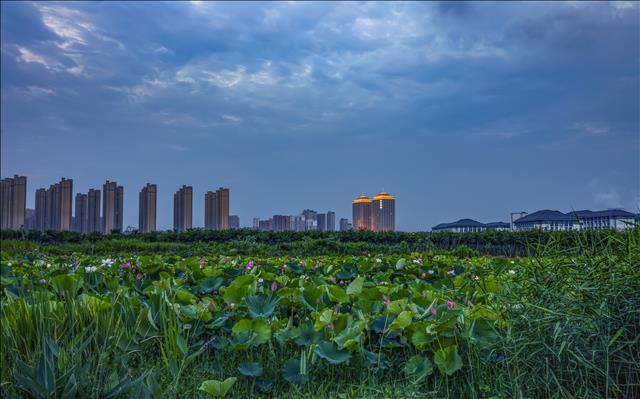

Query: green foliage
<box><xmin>0</xmin><ymin>227</ymin><xmax>638</xmax><ymax>398</ymax></box>
<box><xmin>198</xmin><ymin>377</ymin><xmax>237</xmax><ymax>397</ymax></box>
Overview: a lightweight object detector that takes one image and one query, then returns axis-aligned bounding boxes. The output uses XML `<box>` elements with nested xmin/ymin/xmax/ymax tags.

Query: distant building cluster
<box><xmin>0</xmin><ymin>174</ymin><xmax>236</xmax><ymax>234</ymax></box>
<box><xmin>352</xmin><ymin>192</ymin><xmax>396</xmax><ymax>231</ymax></box>
<box><xmin>252</xmin><ymin>209</ymin><xmax>337</xmax><ymax>232</ymax></box>
<box><xmin>5</xmin><ymin>174</ymin><xmax>637</xmax><ymax>235</ymax></box>
<box><xmin>433</xmin><ymin>209</ymin><xmax>638</xmax><ymax>232</ymax></box>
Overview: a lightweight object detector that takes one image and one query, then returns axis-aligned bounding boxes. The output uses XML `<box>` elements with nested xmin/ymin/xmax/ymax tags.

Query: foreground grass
<box><xmin>1</xmin><ymin>229</ymin><xmax>639</xmax><ymax>398</ymax></box>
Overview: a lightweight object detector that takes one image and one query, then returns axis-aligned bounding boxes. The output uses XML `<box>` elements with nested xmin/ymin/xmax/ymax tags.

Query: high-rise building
<box><xmin>352</xmin><ymin>195</ymin><xmax>372</xmax><ymax>230</ymax></box>
<box><xmin>204</xmin><ymin>191</ymin><xmax>218</xmax><ymax>229</ymax></box>
<box><xmin>339</xmin><ymin>218</ymin><xmax>352</xmax><ymax>231</ymax></box>
<box><xmin>258</xmin><ymin>219</ymin><xmax>272</xmax><ymax>231</ymax></box>
<box><xmin>102</xmin><ymin>181</ymin><xmax>123</xmax><ymax>233</ymax></box>
<box><xmin>35</xmin><ymin>188</ymin><xmax>46</xmax><ymax>231</ymax></box>
<box><xmin>59</xmin><ymin>178</ymin><xmax>73</xmax><ymax>231</ymax></box>
<box><xmin>317</xmin><ymin>213</ymin><xmax>327</xmax><ymax>231</ymax></box>
<box><xmin>34</xmin><ymin>178</ymin><xmax>73</xmax><ymax>231</ymax></box>
<box><xmin>301</xmin><ymin>209</ymin><xmax>317</xmax><ymax>230</ymax></box>
<box><xmin>115</xmin><ymin>185</ymin><xmax>124</xmax><ymax>232</ymax></box>
<box><xmin>327</xmin><ymin>211</ymin><xmax>336</xmax><ymax>231</ymax></box>
<box><xmin>273</xmin><ymin>215</ymin><xmax>292</xmax><ymax>231</ymax></box>
<box><xmin>204</xmin><ymin>187</ymin><xmax>230</xmax><ymax>230</ymax></box>
<box><xmin>229</xmin><ymin>215</ymin><xmax>240</xmax><ymax>229</ymax></box>
<box><xmin>74</xmin><ymin>193</ymin><xmax>88</xmax><ymax>234</ymax></box>
<box><xmin>253</xmin><ymin>218</ymin><xmax>260</xmax><ymax>229</ymax></box>
<box><xmin>139</xmin><ymin>183</ymin><xmax>157</xmax><ymax>233</ymax></box>
<box><xmin>173</xmin><ymin>185</ymin><xmax>193</xmax><ymax>232</ymax></box>
<box><xmin>0</xmin><ymin>175</ymin><xmax>27</xmax><ymax>230</ymax></box>
<box><xmin>371</xmin><ymin>192</ymin><xmax>396</xmax><ymax>232</ymax></box>
<box><xmin>25</xmin><ymin>209</ymin><xmax>36</xmax><ymax>230</ymax></box>
<box><xmin>87</xmin><ymin>189</ymin><xmax>101</xmax><ymax>233</ymax></box>
<box><xmin>352</xmin><ymin>193</ymin><xmax>396</xmax><ymax>231</ymax></box>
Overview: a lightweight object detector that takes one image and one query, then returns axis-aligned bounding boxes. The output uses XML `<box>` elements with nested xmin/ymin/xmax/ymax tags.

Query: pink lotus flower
<box><xmin>280</xmin><ymin>265</ymin><xmax>287</xmax><ymax>273</ymax></box>
<box><xmin>430</xmin><ymin>307</ymin><xmax>437</xmax><ymax>316</ymax></box>
<box><xmin>447</xmin><ymin>300</ymin><xmax>454</xmax><ymax>310</ymax></box>
<box><xmin>125</xmin><ymin>262</ymin><xmax>131</xmax><ymax>268</ymax></box>
<box><xmin>382</xmin><ymin>294</ymin><xmax>392</xmax><ymax>306</ymax></box>
<box><xmin>246</xmin><ymin>261</ymin><xmax>254</xmax><ymax>270</ymax></box>
<box><xmin>271</xmin><ymin>281</ymin><xmax>278</xmax><ymax>291</ymax></box>
<box><xmin>136</xmin><ymin>273</ymin><xmax>143</xmax><ymax>280</ymax></box>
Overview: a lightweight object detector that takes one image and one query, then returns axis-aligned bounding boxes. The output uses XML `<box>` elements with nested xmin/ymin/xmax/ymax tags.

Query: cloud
<box><xmin>571</xmin><ymin>122</ymin><xmax>611</xmax><ymax>137</ymax></box>
<box><xmin>594</xmin><ymin>190</ymin><xmax>622</xmax><ymax>208</ymax></box>
<box><xmin>16</xmin><ymin>46</ymin><xmax>63</xmax><ymax>71</ymax></box>
<box><xmin>222</xmin><ymin>114</ymin><xmax>242</xmax><ymax>123</ymax></box>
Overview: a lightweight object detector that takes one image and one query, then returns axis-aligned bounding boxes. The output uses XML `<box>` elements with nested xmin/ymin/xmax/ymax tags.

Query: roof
<box><xmin>372</xmin><ymin>192</ymin><xmax>396</xmax><ymax>201</ymax></box>
<box><xmin>513</xmin><ymin>210</ymin><xmax>575</xmax><ymax>224</ymax></box>
<box><xmin>571</xmin><ymin>209</ymin><xmax>638</xmax><ymax>218</ymax></box>
<box><xmin>352</xmin><ymin>195</ymin><xmax>372</xmax><ymax>204</ymax></box>
<box><xmin>432</xmin><ymin>218</ymin><xmax>486</xmax><ymax>230</ymax></box>
<box><xmin>514</xmin><ymin>209</ymin><xmax>638</xmax><ymax>224</ymax></box>
<box><xmin>485</xmin><ymin>222</ymin><xmax>510</xmax><ymax>228</ymax></box>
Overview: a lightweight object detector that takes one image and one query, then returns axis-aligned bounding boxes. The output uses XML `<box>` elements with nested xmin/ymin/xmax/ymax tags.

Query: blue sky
<box><xmin>1</xmin><ymin>1</ymin><xmax>639</xmax><ymax>231</ymax></box>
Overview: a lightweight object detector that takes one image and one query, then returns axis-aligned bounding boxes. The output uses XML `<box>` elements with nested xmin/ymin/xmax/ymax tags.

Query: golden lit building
<box><xmin>352</xmin><ymin>192</ymin><xmax>396</xmax><ymax>231</ymax></box>
<box><xmin>352</xmin><ymin>195</ymin><xmax>372</xmax><ymax>230</ymax></box>
<box><xmin>371</xmin><ymin>192</ymin><xmax>396</xmax><ymax>232</ymax></box>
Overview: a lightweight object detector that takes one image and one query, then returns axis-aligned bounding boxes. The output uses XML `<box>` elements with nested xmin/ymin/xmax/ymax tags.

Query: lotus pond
<box><xmin>1</xmin><ymin>238</ymin><xmax>639</xmax><ymax>398</ymax></box>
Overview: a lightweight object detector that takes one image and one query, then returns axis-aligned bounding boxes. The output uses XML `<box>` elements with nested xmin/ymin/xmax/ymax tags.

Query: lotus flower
<box><xmin>271</xmin><ymin>281</ymin><xmax>278</xmax><ymax>291</ymax></box>
<box><xmin>447</xmin><ymin>270</ymin><xmax>456</xmax><ymax>276</ymax></box>
<box><xmin>38</xmin><ymin>278</ymin><xmax>47</xmax><ymax>285</ymax></box>
<box><xmin>447</xmin><ymin>300</ymin><xmax>454</xmax><ymax>310</ymax></box>
<box><xmin>136</xmin><ymin>273</ymin><xmax>143</xmax><ymax>280</ymax></box>
<box><xmin>101</xmin><ymin>259</ymin><xmax>115</xmax><ymax>267</ymax></box>
<box><xmin>430</xmin><ymin>307</ymin><xmax>437</xmax><ymax>316</ymax></box>
<box><xmin>246</xmin><ymin>261</ymin><xmax>254</xmax><ymax>270</ymax></box>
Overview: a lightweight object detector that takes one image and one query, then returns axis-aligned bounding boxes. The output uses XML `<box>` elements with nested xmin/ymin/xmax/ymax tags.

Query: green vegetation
<box><xmin>1</xmin><ymin>229</ymin><xmax>638</xmax><ymax>398</ymax></box>
<box><xmin>0</xmin><ymin>228</ymin><xmax>634</xmax><ymax>257</ymax></box>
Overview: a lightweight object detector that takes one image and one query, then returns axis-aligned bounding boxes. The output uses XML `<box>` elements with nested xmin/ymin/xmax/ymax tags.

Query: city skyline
<box><xmin>3</xmin><ymin>174</ymin><xmax>640</xmax><ymax>232</ymax></box>
<box><xmin>1</xmin><ymin>2</ymin><xmax>638</xmax><ymax>231</ymax></box>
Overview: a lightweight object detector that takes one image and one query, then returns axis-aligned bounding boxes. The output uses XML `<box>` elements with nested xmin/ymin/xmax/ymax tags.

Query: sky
<box><xmin>1</xmin><ymin>1</ymin><xmax>639</xmax><ymax>231</ymax></box>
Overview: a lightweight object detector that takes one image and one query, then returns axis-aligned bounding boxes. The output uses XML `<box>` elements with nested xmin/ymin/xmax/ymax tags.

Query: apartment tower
<box><xmin>33</xmin><ymin>178</ymin><xmax>73</xmax><ymax>231</ymax></box>
<box><xmin>204</xmin><ymin>187</ymin><xmax>229</xmax><ymax>230</ymax></box>
<box><xmin>352</xmin><ymin>195</ymin><xmax>372</xmax><ymax>230</ymax></box>
<box><xmin>371</xmin><ymin>192</ymin><xmax>396</xmax><ymax>232</ymax></box>
<box><xmin>139</xmin><ymin>183</ymin><xmax>157</xmax><ymax>233</ymax></box>
<box><xmin>173</xmin><ymin>185</ymin><xmax>193</xmax><ymax>232</ymax></box>
<box><xmin>103</xmin><ymin>180</ymin><xmax>123</xmax><ymax>233</ymax></box>
<box><xmin>0</xmin><ymin>175</ymin><xmax>27</xmax><ymax>230</ymax></box>
<box><xmin>74</xmin><ymin>193</ymin><xmax>88</xmax><ymax>234</ymax></box>
<box><xmin>87</xmin><ymin>189</ymin><xmax>101</xmax><ymax>233</ymax></box>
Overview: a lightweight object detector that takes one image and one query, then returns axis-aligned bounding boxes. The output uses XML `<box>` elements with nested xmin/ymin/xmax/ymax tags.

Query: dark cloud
<box><xmin>1</xmin><ymin>1</ymin><xmax>638</xmax><ymax>230</ymax></box>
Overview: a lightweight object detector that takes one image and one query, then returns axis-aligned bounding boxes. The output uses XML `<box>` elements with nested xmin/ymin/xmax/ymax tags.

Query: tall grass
<box><xmin>1</xmin><ymin>229</ymin><xmax>638</xmax><ymax>398</ymax></box>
